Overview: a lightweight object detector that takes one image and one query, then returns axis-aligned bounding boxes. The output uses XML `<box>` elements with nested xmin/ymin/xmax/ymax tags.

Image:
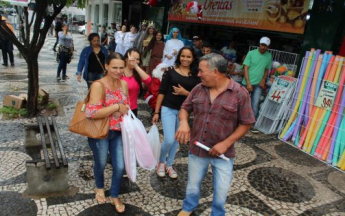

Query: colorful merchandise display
<box><xmin>279</xmin><ymin>49</ymin><xmax>345</xmax><ymax>170</ymax></box>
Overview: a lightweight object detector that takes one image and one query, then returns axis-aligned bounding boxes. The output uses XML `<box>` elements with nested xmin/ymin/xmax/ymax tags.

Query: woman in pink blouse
<box><xmin>122</xmin><ymin>48</ymin><xmax>152</xmax><ymax>116</ymax></box>
<box><xmin>85</xmin><ymin>52</ymin><xmax>129</xmax><ymax>213</ymax></box>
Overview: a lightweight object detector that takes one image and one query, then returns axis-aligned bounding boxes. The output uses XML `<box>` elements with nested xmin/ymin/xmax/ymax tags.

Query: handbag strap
<box><xmin>84</xmin><ymin>80</ymin><xmax>106</xmax><ymax>104</ymax></box>
<box><xmin>94</xmin><ymin>51</ymin><xmax>106</xmax><ymax>73</ymax></box>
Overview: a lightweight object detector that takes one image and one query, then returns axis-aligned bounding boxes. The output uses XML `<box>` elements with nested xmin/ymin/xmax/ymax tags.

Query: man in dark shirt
<box><xmin>52</xmin><ymin>18</ymin><xmax>62</xmax><ymax>52</ymax></box>
<box><xmin>192</xmin><ymin>35</ymin><xmax>202</xmax><ymax>58</ymax></box>
<box><xmin>176</xmin><ymin>53</ymin><xmax>255</xmax><ymax>216</ymax></box>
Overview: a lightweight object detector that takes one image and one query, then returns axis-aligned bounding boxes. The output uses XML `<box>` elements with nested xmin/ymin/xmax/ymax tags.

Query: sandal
<box><xmin>110</xmin><ymin>198</ymin><xmax>126</xmax><ymax>213</ymax></box>
<box><xmin>94</xmin><ymin>189</ymin><xmax>107</xmax><ymax>203</ymax></box>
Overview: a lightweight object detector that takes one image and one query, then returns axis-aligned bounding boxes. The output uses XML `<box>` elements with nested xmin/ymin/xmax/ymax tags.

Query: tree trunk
<box><xmin>26</xmin><ymin>55</ymin><xmax>39</xmax><ymax>117</ymax></box>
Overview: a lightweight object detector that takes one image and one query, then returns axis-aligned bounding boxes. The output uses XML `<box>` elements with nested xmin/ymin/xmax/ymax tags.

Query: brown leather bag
<box><xmin>69</xmin><ymin>80</ymin><xmax>110</xmax><ymax>139</ymax></box>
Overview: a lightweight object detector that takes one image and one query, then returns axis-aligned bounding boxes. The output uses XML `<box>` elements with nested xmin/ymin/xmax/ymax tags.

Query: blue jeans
<box><xmin>250</xmin><ymin>85</ymin><xmax>263</xmax><ymax>120</ymax></box>
<box><xmin>87</xmin><ymin>72</ymin><xmax>103</xmax><ymax>89</ymax></box>
<box><xmin>159</xmin><ymin>106</ymin><xmax>179</xmax><ymax>166</ymax></box>
<box><xmin>88</xmin><ymin>130</ymin><xmax>125</xmax><ymax>198</ymax></box>
<box><xmin>57</xmin><ymin>51</ymin><xmax>69</xmax><ymax>77</ymax></box>
<box><xmin>53</xmin><ymin>37</ymin><xmax>59</xmax><ymax>50</ymax></box>
<box><xmin>183</xmin><ymin>154</ymin><xmax>234</xmax><ymax>216</ymax></box>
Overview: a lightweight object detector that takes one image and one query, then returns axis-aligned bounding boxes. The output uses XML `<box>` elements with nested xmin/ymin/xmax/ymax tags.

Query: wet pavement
<box><xmin>1</xmin><ymin>34</ymin><xmax>345</xmax><ymax>216</ymax></box>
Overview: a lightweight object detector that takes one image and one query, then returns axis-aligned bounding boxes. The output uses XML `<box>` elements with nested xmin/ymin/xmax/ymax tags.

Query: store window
<box><xmin>112</xmin><ymin>1</ymin><xmax>122</xmax><ymax>28</ymax></box>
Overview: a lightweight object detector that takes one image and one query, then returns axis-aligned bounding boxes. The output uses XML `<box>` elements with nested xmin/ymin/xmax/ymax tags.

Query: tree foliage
<box><xmin>0</xmin><ymin>0</ymin><xmax>86</xmax><ymax>116</ymax></box>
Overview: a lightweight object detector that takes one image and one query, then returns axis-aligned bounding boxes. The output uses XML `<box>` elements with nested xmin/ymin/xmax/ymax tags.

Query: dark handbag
<box><xmin>69</xmin><ymin>80</ymin><xmax>110</xmax><ymax>139</ymax></box>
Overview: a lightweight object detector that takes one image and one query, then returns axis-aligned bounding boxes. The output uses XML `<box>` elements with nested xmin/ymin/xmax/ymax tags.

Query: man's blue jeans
<box><xmin>250</xmin><ymin>84</ymin><xmax>263</xmax><ymax>120</ymax></box>
<box><xmin>182</xmin><ymin>154</ymin><xmax>234</xmax><ymax>216</ymax></box>
<box><xmin>159</xmin><ymin>106</ymin><xmax>179</xmax><ymax>166</ymax></box>
<box><xmin>88</xmin><ymin>130</ymin><xmax>124</xmax><ymax>198</ymax></box>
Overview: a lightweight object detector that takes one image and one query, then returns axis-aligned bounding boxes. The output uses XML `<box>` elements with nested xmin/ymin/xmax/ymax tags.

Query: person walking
<box><xmin>176</xmin><ymin>53</ymin><xmax>255</xmax><ymax>216</ymax></box>
<box><xmin>138</xmin><ymin>23</ymin><xmax>155</xmax><ymax>71</ymax></box>
<box><xmin>146</xmin><ymin>30</ymin><xmax>165</xmax><ymax>75</ymax></box>
<box><xmin>122</xmin><ymin>48</ymin><xmax>151</xmax><ymax>116</ymax></box>
<box><xmin>52</xmin><ymin>18</ymin><xmax>62</xmax><ymax>52</ymax></box>
<box><xmin>242</xmin><ymin>37</ymin><xmax>272</xmax><ymax>133</ymax></box>
<box><xmin>85</xmin><ymin>52</ymin><xmax>129</xmax><ymax>214</ymax></box>
<box><xmin>100</xmin><ymin>26</ymin><xmax>108</xmax><ymax>47</ymax></box>
<box><xmin>77</xmin><ymin>33</ymin><xmax>109</xmax><ymax>88</ymax></box>
<box><xmin>0</xmin><ymin>16</ymin><xmax>15</xmax><ymax>67</ymax></box>
<box><xmin>115</xmin><ymin>25</ymin><xmax>127</xmax><ymax>55</ymax></box>
<box><xmin>107</xmin><ymin>23</ymin><xmax>117</xmax><ymax>53</ymax></box>
<box><xmin>162</xmin><ymin>27</ymin><xmax>184</xmax><ymax>66</ymax></box>
<box><xmin>56</xmin><ymin>24</ymin><xmax>73</xmax><ymax>81</ymax></box>
<box><xmin>133</xmin><ymin>21</ymin><xmax>148</xmax><ymax>49</ymax></box>
<box><xmin>152</xmin><ymin>46</ymin><xmax>200</xmax><ymax>178</ymax></box>
<box><xmin>123</xmin><ymin>25</ymin><xmax>138</xmax><ymax>53</ymax></box>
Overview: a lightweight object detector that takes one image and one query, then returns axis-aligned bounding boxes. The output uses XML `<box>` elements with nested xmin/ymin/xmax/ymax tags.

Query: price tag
<box><xmin>315</xmin><ymin>80</ymin><xmax>338</xmax><ymax>110</ymax></box>
<box><xmin>268</xmin><ymin>78</ymin><xmax>290</xmax><ymax>103</ymax></box>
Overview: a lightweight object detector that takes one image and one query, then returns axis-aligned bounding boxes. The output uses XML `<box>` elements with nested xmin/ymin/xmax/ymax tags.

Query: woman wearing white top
<box><xmin>115</xmin><ymin>25</ymin><xmax>127</xmax><ymax>55</ymax></box>
<box><xmin>162</xmin><ymin>28</ymin><xmax>184</xmax><ymax>66</ymax></box>
<box><xmin>123</xmin><ymin>26</ymin><xmax>138</xmax><ymax>53</ymax></box>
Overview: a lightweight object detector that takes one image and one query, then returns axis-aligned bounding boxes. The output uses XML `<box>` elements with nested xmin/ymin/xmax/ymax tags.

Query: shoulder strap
<box><xmin>84</xmin><ymin>80</ymin><xmax>106</xmax><ymax>104</ymax></box>
<box><xmin>94</xmin><ymin>52</ymin><xmax>106</xmax><ymax>73</ymax></box>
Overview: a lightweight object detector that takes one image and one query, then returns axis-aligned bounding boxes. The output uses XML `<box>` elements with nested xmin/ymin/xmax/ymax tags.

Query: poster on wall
<box><xmin>168</xmin><ymin>0</ymin><xmax>310</xmax><ymax>34</ymax></box>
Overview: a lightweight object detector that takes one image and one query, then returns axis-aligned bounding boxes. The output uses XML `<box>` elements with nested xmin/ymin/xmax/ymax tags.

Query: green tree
<box><xmin>0</xmin><ymin>0</ymin><xmax>86</xmax><ymax>117</ymax></box>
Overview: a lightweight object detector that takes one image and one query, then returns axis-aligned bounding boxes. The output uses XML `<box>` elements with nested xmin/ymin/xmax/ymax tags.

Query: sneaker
<box><xmin>250</xmin><ymin>129</ymin><xmax>260</xmax><ymax>134</ymax></box>
<box><xmin>52</xmin><ymin>48</ymin><xmax>56</xmax><ymax>52</ymax></box>
<box><xmin>62</xmin><ymin>75</ymin><xmax>69</xmax><ymax>80</ymax></box>
<box><xmin>2</xmin><ymin>64</ymin><xmax>8</xmax><ymax>67</ymax></box>
<box><xmin>156</xmin><ymin>163</ymin><xmax>165</xmax><ymax>177</ymax></box>
<box><xmin>56</xmin><ymin>76</ymin><xmax>61</xmax><ymax>81</ymax></box>
<box><xmin>166</xmin><ymin>166</ymin><xmax>178</xmax><ymax>179</ymax></box>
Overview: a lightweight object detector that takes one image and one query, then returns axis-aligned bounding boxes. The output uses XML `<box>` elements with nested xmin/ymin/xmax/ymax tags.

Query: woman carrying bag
<box><xmin>85</xmin><ymin>52</ymin><xmax>130</xmax><ymax>213</ymax></box>
<box><xmin>77</xmin><ymin>33</ymin><xmax>109</xmax><ymax>89</ymax></box>
<box><xmin>56</xmin><ymin>24</ymin><xmax>74</xmax><ymax>81</ymax></box>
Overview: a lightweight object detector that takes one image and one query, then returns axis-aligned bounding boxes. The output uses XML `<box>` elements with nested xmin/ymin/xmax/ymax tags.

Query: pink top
<box><xmin>85</xmin><ymin>87</ymin><xmax>129</xmax><ymax>131</ymax></box>
<box><xmin>121</xmin><ymin>75</ymin><xmax>152</xmax><ymax>110</ymax></box>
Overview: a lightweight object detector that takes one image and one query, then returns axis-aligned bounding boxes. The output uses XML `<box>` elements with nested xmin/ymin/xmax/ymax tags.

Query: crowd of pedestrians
<box><xmin>44</xmin><ymin>18</ymin><xmax>273</xmax><ymax>215</ymax></box>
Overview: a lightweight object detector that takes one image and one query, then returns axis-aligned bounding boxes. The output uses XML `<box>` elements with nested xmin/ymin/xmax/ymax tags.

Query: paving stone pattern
<box><xmin>0</xmin><ymin>34</ymin><xmax>345</xmax><ymax>216</ymax></box>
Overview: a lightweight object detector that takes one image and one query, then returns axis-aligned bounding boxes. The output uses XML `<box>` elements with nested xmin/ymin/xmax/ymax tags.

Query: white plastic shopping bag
<box><xmin>123</xmin><ymin>110</ymin><xmax>157</xmax><ymax>171</ymax></box>
<box><xmin>121</xmin><ymin>112</ymin><xmax>137</xmax><ymax>182</ymax></box>
<box><xmin>147</xmin><ymin>124</ymin><xmax>161</xmax><ymax>164</ymax></box>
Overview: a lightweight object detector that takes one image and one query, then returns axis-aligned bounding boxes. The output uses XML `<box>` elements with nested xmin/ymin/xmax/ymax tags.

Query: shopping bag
<box><xmin>124</xmin><ymin>110</ymin><xmax>157</xmax><ymax>170</ymax></box>
<box><xmin>147</xmin><ymin>124</ymin><xmax>161</xmax><ymax>163</ymax></box>
<box><xmin>121</xmin><ymin>112</ymin><xmax>137</xmax><ymax>182</ymax></box>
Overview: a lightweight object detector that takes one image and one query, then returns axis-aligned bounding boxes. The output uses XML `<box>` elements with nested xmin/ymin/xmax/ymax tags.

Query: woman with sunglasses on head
<box><xmin>152</xmin><ymin>46</ymin><xmax>200</xmax><ymax>178</ymax></box>
<box><xmin>162</xmin><ymin>27</ymin><xmax>184</xmax><ymax>67</ymax></box>
<box><xmin>86</xmin><ymin>52</ymin><xmax>130</xmax><ymax>213</ymax></box>
<box><xmin>122</xmin><ymin>48</ymin><xmax>152</xmax><ymax>116</ymax></box>
<box><xmin>77</xmin><ymin>33</ymin><xmax>109</xmax><ymax>89</ymax></box>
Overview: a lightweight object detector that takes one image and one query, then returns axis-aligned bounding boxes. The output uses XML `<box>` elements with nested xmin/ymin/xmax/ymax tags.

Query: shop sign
<box><xmin>168</xmin><ymin>0</ymin><xmax>310</xmax><ymax>34</ymax></box>
<box><xmin>315</xmin><ymin>80</ymin><xmax>338</xmax><ymax>111</ymax></box>
<box><xmin>268</xmin><ymin>77</ymin><xmax>291</xmax><ymax>104</ymax></box>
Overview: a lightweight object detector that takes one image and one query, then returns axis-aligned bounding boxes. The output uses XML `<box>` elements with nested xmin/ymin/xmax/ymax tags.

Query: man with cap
<box><xmin>0</xmin><ymin>16</ymin><xmax>15</xmax><ymax>66</ymax></box>
<box><xmin>192</xmin><ymin>35</ymin><xmax>203</xmax><ymax>58</ymax></box>
<box><xmin>242</xmin><ymin>36</ymin><xmax>272</xmax><ymax>133</ymax></box>
<box><xmin>108</xmin><ymin>23</ymin><xmax>117</xmax><ymax>53</ymax></box>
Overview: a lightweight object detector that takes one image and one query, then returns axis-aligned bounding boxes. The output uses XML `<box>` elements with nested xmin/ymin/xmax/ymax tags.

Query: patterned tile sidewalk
<box><xmin>0</xmin><ymin>34</ymin><xmax>345</xmax><ymax>216</ymax></box>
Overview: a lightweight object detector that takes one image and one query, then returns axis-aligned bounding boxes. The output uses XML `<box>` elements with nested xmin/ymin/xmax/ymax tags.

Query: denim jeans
<box><xmin>159</xmin><ymin>106</ymin><xmax>179</xmax><ymax>166</ymax></box>
<box><xmin>57</xmin><ymin>51</ymin><xmax>69</xmax><ymax>77</ymax></box>
<box><xmin>88</xmin><ymin>130</ymin><xmax>125</xmax><ymax>198</ymax></box>
<box><xmin>182</xmin><ymin>154</ymin><xmax>234</xmax><ymax>216</ymax></box>
<box><xmin>87</xmin><ymin>72</ymin><xmax>103</xmax><ymax>89</ymax></box>
<box><xmin>250</xmin><ymin>84</ymin><xmax>263</xmax><ymax>120</ymax></box>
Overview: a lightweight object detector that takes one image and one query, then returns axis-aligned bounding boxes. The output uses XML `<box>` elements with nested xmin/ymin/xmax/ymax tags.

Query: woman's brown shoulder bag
<box><xmin>69</xmin><ymin>80</ymin><xmax>110</xmax><ymax>139</ymax></box>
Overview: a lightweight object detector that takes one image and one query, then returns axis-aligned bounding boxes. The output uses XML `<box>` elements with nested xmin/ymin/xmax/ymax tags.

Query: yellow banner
<box><xmin>168</xmin><ymin>0</ymin><xmax>310</xmax><ymax>34</ymax></box>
